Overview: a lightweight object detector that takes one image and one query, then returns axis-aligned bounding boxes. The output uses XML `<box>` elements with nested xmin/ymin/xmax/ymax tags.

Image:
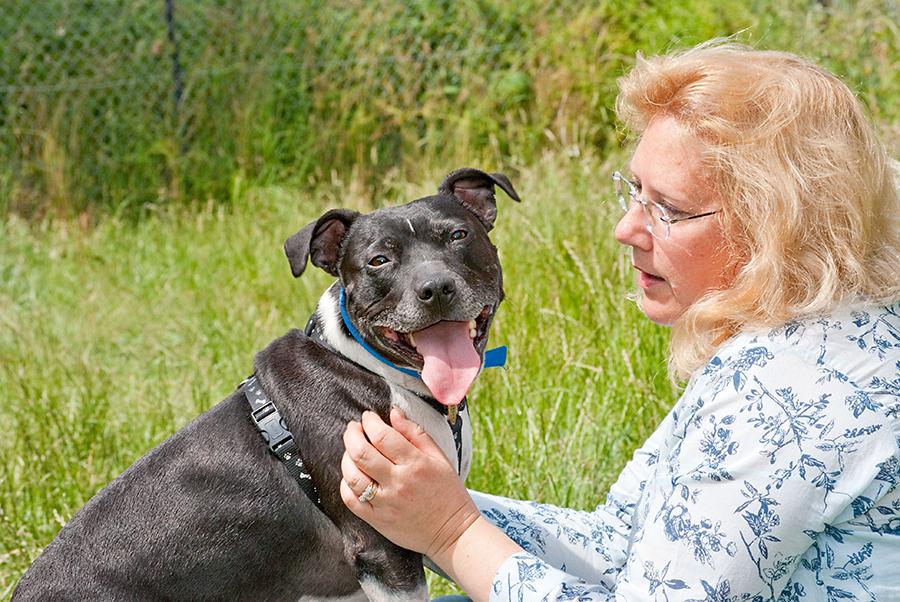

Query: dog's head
<box><xmin>285</xmin><ymin>168</ymin><xmax>520</xmax><ymax>406</ymax></box>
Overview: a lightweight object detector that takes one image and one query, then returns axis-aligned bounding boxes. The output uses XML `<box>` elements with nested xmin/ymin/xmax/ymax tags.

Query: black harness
<box><xmin>240</xmin><ymin>374</ymin><xmax>323</xmax><ymax>509</ymax></box>
<box><xmin>241</xmin><ymin>311</ymin><xmax>466</xmax><ymax>510</ymax></box>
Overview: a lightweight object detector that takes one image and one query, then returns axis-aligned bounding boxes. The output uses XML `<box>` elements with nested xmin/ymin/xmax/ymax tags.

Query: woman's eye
<box><xmin>368</xmin><ymin>255</ymin><xmax>389</xmax><ymax>267</ymax></box>
<box><xmin>659</xmin><ymin>201</ymin><xmax>687</xmax><ymax>218</ymax></box>
<box><xmin>450</xmin><ymin>229</ymin><xmax>468</xmax><ymax>241</ymax></box>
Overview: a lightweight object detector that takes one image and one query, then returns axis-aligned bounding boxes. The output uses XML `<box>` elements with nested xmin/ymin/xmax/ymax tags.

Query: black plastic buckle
<box><xmin>251</xmin><ymin>402</ymin><xmax>294</xmax><ymax>454</ymax></box>
<box><xmin>240</xmin><ymin>374</ymin><xmax>323</xmax><ymax>510</ymax></box>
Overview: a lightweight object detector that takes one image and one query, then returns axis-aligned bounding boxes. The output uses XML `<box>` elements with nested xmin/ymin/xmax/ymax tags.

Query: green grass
<box><xmin>0</xmin><ymin>152</ymin><xmax>680</xmax><ymax>596</ymax></box>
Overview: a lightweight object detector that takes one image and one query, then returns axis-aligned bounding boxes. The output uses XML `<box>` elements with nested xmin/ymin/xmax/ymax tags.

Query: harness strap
<box><xmin>241</xmin><ymin>374</ymin><xmax>323</xmax><ymax>509</ymax></box>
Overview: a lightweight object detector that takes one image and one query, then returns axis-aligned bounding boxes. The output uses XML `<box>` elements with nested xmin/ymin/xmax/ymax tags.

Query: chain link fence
<box><xmin>1</xmin><ymin>0</ymin><xmax>545</xmax><ymax>216</ymax></box>
<box><xmin>2</xmin><ymin>1</ymin><xmax>897</xmax><ymax>217</ymax></box>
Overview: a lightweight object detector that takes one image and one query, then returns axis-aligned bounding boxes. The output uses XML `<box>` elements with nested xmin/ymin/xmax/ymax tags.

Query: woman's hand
<box><xmin>340</xmin><ymin>407</ymin><xmax>481</xmax><ymax>559</ymax></box>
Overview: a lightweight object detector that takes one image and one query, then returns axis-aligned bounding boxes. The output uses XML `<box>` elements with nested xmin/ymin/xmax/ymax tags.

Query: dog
<box><xmin>13</xmin><ymin>168</ymin><xmax>520</xmax><ymax>601</ymax></box>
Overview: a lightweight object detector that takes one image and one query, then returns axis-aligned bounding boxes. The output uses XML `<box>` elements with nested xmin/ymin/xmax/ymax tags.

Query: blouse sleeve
<box><xmin>473</xmin><ymin>413</ymin><xmax>670</xmax><ymax>594</ymax></box>
<box><xmin>487</xmin><ymin>333</ymin><xmax>900</xmax><ymax>601</ymax></box>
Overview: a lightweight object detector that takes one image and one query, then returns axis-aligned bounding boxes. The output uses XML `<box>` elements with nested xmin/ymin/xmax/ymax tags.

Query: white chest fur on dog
<box><xmin>297</xmin><ymin>579</ymin><xmax>429</xmax><ymax>602</ymax></box>
<box><xmin>297</xmin><ymin>591</ymin><xmax>370</xmax><ymax>602</ymax></box>
<box><xmin>388</xmin><ymin>384</ymin><xmax>472</xmax><ymax>479</ymax></box>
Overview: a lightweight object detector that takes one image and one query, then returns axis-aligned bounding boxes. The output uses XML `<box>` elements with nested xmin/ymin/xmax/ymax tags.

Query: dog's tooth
<box><xmin>468</xmin><ymin>320</ymin><xmax>476</xmax><ymax>329</ymax></box>
<box><xmin>469</xmin><ymin>327</ymin><xmax>477</xmax><ymax>339</ymax></box>
<box><xmin>409</xmin><ymin>333</ymin><xmax>416</xmax><ymax>348</ymax></box>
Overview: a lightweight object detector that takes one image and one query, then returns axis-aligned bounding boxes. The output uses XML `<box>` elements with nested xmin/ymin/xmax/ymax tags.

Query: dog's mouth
<box><xmin>377</xmin><ymin>305</ymin><xmax>494</xmax><ymax>406</ymax></box>
<box><xmin>380</xmin><ymin>306</ymin><xmax>493</xmax><ymax>360</ymax></box>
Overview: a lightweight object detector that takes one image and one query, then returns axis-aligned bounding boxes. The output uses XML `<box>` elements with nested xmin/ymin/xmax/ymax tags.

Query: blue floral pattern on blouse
<box><xmin>477</xmin><ymin>303</ymin><xmax>900</xmax><ymax>601</ymax></box>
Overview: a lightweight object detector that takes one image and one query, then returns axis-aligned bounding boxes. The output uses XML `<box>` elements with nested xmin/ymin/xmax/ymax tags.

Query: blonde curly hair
<box><xmin>615</xmin><ymin>39</ymin><xmax>900</xmax><ymax>379</ymax></box>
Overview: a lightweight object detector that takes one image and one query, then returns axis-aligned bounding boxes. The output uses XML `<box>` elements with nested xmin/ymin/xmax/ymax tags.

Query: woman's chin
<box><xmin>637</xmin><ymin>294</ymin><xmax>681</xmax><ymax>326</ymax></box>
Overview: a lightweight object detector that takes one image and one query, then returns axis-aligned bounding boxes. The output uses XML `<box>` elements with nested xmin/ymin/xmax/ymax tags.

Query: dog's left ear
<box><xmin>284</xmin><ymin>208</ymin><xmax>360</xmax><ymax>277</ymax></box>
<box><xmin>438</xmin><ymin>168</ymin><xmax>521</xmax><ymax>231</ymax></box>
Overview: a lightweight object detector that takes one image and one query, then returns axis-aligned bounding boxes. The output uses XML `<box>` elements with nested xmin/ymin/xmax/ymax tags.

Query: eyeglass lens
<box><xmin>614</xmin><ymin>174</ymin><xmax>668</xmax><ymax>239</ymax></box>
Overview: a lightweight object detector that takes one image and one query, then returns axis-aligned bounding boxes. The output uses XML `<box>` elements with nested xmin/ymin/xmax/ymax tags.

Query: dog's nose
<box><xmin>416</xmin><ymin>275</ymin><xmax>456</xmax><ymax>306</ymax></box>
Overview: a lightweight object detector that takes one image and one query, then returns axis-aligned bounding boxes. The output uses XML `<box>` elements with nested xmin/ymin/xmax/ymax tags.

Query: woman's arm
<box><xmin>339</xmin><ymin>403</ymin><xmax>671</xmax><ymax>601</ymax></box>
<box><xmin>468</xmin><ymin>417</ymin><xmax>669</xmax><ymax>589</ymax></box>
<box><xmin>340</xmin><ymin>406</ymin><xmax>664</xmax><ymax>600</ymax></box>
<box><xmin>340</xmin><ymin>408</ymin><xmax>523</xmax><ymax>601</ymax></box>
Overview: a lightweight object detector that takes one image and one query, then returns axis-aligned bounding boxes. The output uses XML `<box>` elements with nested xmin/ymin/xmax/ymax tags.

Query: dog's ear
<box><xmin>438</xmin><ymin>168</ymin><xmax>521</xmax><ymax>231</ymax></box>
<box><xmin>284</xmin><ymin>209</ymin><xmax>360</xmax><ymax>277</ymax></box>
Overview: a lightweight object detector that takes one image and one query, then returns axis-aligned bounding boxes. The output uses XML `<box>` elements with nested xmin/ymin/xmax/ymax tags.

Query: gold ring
<box><xmin>358</xmin><ymin>481</ymin><xmax>378</xmax><ymax>504</ymax></box>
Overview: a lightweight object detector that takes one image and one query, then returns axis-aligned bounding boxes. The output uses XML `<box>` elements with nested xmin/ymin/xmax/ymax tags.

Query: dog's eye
<box><xmin>450</xmin><ymin>229</ymin><xmax>467</xmax><ymax>241</ymax></box>
<box><xmin>368</xmin><ymin>255</ymin><xmax>390</xmax><ymax>267</ymax></box>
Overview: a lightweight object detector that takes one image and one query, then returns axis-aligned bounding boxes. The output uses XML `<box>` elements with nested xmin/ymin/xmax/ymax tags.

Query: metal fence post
<box><xmin>165</xmin><ymin>0</ymin><xmax>186</xmax><ymax>157</ymax></box>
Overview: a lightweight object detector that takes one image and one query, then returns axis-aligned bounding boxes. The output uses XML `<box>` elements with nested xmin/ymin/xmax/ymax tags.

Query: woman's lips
<box><xmin>636</xmin><ymin>267</ymin><xmax>665</xmax><ymax>289</ymax></box>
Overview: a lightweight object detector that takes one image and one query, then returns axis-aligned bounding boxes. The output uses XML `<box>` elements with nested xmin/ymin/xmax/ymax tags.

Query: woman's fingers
<box><xmin>342</xmin><ymin>408</ymin><xmax>455</xmax><ymax>514</ymax></box>
<box><xmin>340</xmin><ymin>450</ymin><xmax>374</xmax><ymax>498</ymax></box>
<box><xmin>340</xmin><ymin>478</ymin><xmax>376</xmax><ymax>520</ymax></box>
<box><xmin>342</xmin><ymin>418</ymin><xmax>394</xmax><ymax>482</ymax></box>
<box><xmin>339</xmin><ymin>407</ymin><xmax>479</xmax><ymax>555</ymax></box>
<box><xmin>358</xmin><ymin>410</ymin><xmax>421</xmax><ymax>465</ymax></box>
<box><xmin>389</xmin><ymin>406</ymin><xmax>451</xmax><ymax>463</ymax></box>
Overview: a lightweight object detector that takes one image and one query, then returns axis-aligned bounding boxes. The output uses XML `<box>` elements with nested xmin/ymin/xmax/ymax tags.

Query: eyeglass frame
<box><xmin>611</xmin><ymin>171</ymin><xmax>721</xmax><ymax>240</ymax></box>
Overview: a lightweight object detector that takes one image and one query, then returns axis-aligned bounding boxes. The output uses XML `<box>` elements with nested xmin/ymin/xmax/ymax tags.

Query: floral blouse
<box><xmin>476</xmin><ymin>303</ymin><xmax>900</xmax><ymax>601</ymax></box>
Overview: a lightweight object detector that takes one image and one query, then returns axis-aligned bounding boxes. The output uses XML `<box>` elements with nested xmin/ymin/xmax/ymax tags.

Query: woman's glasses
<box><xmin>612</xmin><ymin>171</ymin><xmax>720</xmax><ymax>240</ymax></box>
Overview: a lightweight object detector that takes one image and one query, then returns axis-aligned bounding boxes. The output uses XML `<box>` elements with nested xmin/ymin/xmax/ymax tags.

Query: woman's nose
<box><xmin>614</xmin><ymin>203</ymin><xmax>653</xmax><ymax>251</ymax></box>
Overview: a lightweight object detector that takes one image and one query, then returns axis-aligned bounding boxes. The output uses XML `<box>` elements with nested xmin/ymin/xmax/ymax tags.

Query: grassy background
<box><xmin>2</xmin><ymin>0</ymin><xmax>898</xmax><ymax>598</ymax></box>
<box><xmin>0</xmin><ymin>154</ymin><xmax>680</xmax><ymax>596</ymax></box>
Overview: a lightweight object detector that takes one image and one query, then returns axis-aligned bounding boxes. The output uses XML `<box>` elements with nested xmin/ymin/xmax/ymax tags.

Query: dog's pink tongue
<box><xmin>415</xmin><ymin>321</ymin><xmax>480</xmax><ymax>406</ymax></box>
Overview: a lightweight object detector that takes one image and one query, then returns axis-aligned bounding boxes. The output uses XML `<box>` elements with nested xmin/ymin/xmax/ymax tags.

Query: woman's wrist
<box><xmin>429</xmin><ymin>514</ymin><xmax>524</xmax><ymax>602</ymax></box>
<box><xmin>424</xmin><ymin>498</ymin><xmax>483</xmax><ymax>560</ymax></box>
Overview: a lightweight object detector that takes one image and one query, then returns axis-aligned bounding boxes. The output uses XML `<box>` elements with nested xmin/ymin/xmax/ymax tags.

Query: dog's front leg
<box><xmin>341</xmin><ymin>521</ymin><xmax>429</xmax><ymax>601</ymax></box>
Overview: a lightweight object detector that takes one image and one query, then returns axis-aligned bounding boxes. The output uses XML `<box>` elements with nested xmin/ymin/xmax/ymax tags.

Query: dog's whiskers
<box><xmin>362</xmin><ymin>298</ymin><xmax>386</xmax><ymax>320</ymax></box>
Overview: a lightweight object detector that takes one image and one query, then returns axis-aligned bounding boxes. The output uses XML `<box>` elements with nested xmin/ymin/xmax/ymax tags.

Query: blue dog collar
<box><xmin>338</xmin><ymin>288</ymin><xmax>507</xmax><ymax>379</ymax></box>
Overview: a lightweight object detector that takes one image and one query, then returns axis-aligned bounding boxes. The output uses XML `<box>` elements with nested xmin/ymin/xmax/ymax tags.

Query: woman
<box><xmin>340</xmin><ymin>40</ymin><xmax>900</xmax><ymax>600</ymax></box>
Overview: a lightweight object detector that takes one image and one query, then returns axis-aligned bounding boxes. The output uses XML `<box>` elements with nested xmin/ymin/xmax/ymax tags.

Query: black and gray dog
<box><xmin>13</xmin><ymin>168</ymin><xmax>519</xmax><ymax>601</ymax></box>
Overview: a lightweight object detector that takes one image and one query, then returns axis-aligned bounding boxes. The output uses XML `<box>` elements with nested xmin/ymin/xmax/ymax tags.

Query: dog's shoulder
<box><xmin>256</xmin><ymin>327</ymin><xmax>317</xmax><ymax>361</ymax></box>
<box><xmin>254</xmin><ymin>328</ymin><xmax>394</xmax><ymax>416</ymax></box>
<box><xmin>254</xmin><ymin>328</ymin><xmax>363</xmax><ymax>386</ymax></box>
